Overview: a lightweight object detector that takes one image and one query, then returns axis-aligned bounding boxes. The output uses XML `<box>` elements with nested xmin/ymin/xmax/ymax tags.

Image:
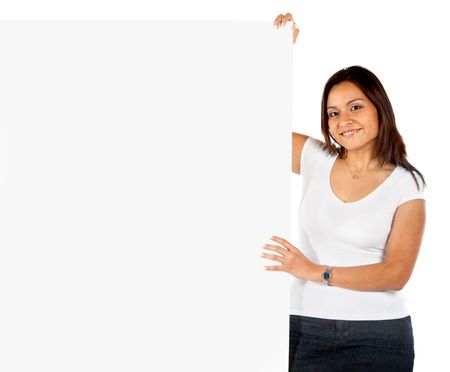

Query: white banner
<box><xmin>0</xmin><ymin>21</ymin><xmax>293</xmax><ymax>371</ymax></box>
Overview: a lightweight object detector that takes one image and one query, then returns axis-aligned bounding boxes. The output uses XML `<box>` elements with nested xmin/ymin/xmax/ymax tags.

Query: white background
<box><xmin>1</xmin><ymin>1</ymin><xmax>449</xmax><ymax>371</ymax></box>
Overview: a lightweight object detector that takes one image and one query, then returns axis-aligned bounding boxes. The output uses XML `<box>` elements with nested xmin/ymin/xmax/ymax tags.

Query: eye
<box><xmin>328</xmin><ymin>111</ymin><xmax>338</xmax><ymax>118</ymax></box>
<box><xmin>351</xmin><ymin>105</ymin><xmax>362</xmax><ymax>111</ymax></box>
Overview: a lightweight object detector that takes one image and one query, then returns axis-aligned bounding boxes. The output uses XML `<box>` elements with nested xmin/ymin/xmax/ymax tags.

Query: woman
<box><xmin>261</xmin><ymin>13</ymin><xmax>427</xmax><ymax>371</ymax></box>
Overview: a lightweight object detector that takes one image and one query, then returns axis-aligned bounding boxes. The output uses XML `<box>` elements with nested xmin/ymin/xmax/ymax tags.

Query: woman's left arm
<box><xmin>262</xmin><ymin>199</ymin><xmax>426</xmax><ymax>291</ymax></box>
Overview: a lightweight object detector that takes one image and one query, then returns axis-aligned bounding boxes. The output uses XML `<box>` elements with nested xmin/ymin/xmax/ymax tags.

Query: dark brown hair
<box><xmin>320</xmin><ymin>65</ymin><xmax>426</xmax><ymax>191</ymax></box>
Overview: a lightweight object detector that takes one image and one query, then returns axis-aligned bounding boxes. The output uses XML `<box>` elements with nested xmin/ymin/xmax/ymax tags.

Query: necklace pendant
<box><xmin>352</xmin><ymin>175</ymin><xmax>359</xmax><ymax>180</ymax></box>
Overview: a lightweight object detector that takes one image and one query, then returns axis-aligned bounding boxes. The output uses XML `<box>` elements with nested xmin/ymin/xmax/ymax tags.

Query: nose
<box><xmin>337</xmin><ymin>114</ymin><xmax>354</xmax><ymax>133</ymax></box>
<box><xmin>339</xmin><ymin>111</ymin><xmax>352</xmax><ymax>124</ymax></box>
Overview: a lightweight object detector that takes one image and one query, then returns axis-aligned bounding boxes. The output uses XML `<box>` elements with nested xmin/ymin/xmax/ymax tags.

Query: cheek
<box><xmin>328</xmin><ymin>120</ymin><xmax>336</xmax><ymax>130</ymax></box>
<box><xmin>367</xmin><ymin>109</ymin><xmax>379</xmax><ymax>125</ymax></box>
<box><xmin>368</xmin><ymin>117</ymin><xmax>379</xmax><ymax>132</ymax></box>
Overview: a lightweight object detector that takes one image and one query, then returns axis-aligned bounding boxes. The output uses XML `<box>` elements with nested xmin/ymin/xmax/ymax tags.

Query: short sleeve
<box><xmin>397</xmin><ymin>170</ymin><xmax>427</xmax><ymax>207</ymax></box>
<box><xmin>300</xmin><ymin>136</ymin><xmax>328</xmax><ymax>179</ymax></box>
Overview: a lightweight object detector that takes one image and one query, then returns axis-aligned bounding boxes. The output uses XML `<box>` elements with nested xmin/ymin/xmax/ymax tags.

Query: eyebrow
<box><xmin>327</xmin><ymin>98</ymin><xmax>365</xmax><ymax>110</ymax></box>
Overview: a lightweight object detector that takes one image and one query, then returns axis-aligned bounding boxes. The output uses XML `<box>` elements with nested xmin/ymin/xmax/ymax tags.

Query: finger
<box><xmin>274</xmin><ymin>13</ymin><xmax>295</xmax><ymax>28</ymax></box>
<box><xmin>261</xmin><ymin>253</ymin><xmax>286</xmax><ymax>263</ymax></box>
<box><xmin>283</xmin><ymin>13</ymin><xmax>294</xmax><ymax>25</ymax></box>
<box><xmin>293</xmin><ymin>25</ymin><xmax>300</xmax><ymax>44</ymax></box>
<box><xmin>262</xmin><ymin>244</ymin><xmax>287</xmax><ymax>254</ymax></box>
<box><xmin>270</xmin><ymin>236</ymin><xmax>294</xmax><ymax>250</ymax></box>
<box><xmin>273</xmin><ymin>14</ymin><xmax>285</xmax><ymax>26</ymax></box>
<box><xmin>282</xmin><ymin>13</ymin><xmax>295</xmax><ymax>27</ymax></box>
<box><xmin>264</xmin><ymin>265</ymin><xmax>284</xmax><ymax>271</ymax></box>
<box><xmin>269</xmin><ymin>236</ymin><xmax>288</xmax><ymax>246</ymax></box>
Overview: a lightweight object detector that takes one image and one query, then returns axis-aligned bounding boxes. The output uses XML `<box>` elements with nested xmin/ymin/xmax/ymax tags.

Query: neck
<box><xmin>343</xmin><ymin>148</ymin><xmax>382</xmax><ymax>173</ymax></box>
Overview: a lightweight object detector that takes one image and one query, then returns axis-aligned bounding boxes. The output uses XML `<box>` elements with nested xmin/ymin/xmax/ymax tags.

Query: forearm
<box><xmin>311</xmin><ymin>262</ymin><xmax>402</xmax><ymax>291</ymax></box>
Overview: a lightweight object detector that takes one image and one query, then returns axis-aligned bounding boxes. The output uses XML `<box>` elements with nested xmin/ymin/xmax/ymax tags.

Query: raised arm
<box><xmin>274</xmin><ymin>13</ymin><xmax>308</xmax><ymax>174</ymax></box>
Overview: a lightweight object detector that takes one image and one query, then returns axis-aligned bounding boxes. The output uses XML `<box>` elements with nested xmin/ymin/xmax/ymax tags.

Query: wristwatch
<box><xmin>322</xmin><ymin>265</ymin><xmax>334</xmax><ymax>286</ymax></box>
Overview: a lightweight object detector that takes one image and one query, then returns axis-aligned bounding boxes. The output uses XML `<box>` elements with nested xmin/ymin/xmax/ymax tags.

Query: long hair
<box><xmin>320</xmin><ymin>65</ymin><xmax>426</xmax><ymax>191</ymax></box>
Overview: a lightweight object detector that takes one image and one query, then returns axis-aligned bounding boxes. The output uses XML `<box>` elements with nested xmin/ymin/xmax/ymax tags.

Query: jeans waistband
<box><xmin>290</xmin><ymin>314</ymin><xmax>412</xmax><ymax>338</ymax></box>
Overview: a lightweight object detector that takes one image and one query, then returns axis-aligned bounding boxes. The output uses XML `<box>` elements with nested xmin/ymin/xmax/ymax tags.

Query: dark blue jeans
<box><xmin>289</xmin><ymin>314</ymin><xmax>415</xmax><ymax>372</ymax></box>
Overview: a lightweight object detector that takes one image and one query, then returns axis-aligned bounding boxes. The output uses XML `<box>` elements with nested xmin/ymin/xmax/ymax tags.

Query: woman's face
<box><xmin>326</xmin><ymin>81</ymin><xmax>379</xmax><ymax>152</ymax></box>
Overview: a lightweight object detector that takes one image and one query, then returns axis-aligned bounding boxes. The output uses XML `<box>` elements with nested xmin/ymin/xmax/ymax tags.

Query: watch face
<box><xmin>323</xmin><ymin>272</ymin><xmax>330</xmax><ymax>280</ymax></box>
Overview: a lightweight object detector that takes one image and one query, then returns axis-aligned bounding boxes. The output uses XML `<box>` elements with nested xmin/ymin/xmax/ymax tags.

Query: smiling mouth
<box><xmin>340</xmin><ymin>128</ymin><xmax>361</xmax><ymax>138</ymax></box>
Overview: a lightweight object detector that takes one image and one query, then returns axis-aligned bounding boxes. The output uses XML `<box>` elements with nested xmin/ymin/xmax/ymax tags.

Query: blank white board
<box><xmin>0</xmin><ymin>21</ymin><xmax>293</xmax><ymax>371</ymax></box>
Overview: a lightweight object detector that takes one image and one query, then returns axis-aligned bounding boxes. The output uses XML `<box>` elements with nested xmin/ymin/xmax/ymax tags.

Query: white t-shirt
<box><xmin>290</xmin><ymin>136</ymin><xmax>426</xmax><ymax>320</ymax></box>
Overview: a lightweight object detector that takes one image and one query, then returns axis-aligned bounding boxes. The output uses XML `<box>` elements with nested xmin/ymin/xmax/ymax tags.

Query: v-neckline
<box><xmin>328</xmin><ymin>154</ymin><xmax>399</xmax><ymax>205</ymax></box>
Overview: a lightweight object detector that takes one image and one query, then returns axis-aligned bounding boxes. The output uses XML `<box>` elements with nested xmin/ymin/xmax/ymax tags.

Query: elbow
<box><xmin>391</xmin><ymin>283</ymin><xmax>405</xmax><ymax>291</ymax></box>
<box><xmin>383</xmin><ymin>262</ymin><xmax>412</xmax><ymax>291</ymax></box>
<box><xmin>390</xmin><ymin>274</ymin><xmax>410</xmax><ymax>291</ymax></box>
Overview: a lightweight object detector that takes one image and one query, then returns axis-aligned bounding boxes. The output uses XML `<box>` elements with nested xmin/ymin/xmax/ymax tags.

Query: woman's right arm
<box><xmin>274</xmin><ymin>13</ymin><xmax>309</xmax><ymax>174</ymax></box>
<box><xmin>292</xmin><ymin>132</ymin><xmax>309</xmax><ymax>175</ymax></box>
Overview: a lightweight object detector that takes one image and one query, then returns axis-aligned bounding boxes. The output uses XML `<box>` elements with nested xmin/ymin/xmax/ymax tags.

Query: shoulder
<box><xmin>300</xmin><ymin>136</ymin><xmax>336</xmax><ymax>180</ymax></box>
<box><xmin>302</xmin><ymin>136</ymin><xmax>334</xmax><ymax>160</ymax></box>
<box><xmin>395</xmin><ymin>166</ymin><xmax>426</xmax><ymax>189</ymax></box>
<box><xmin>394</xmin><ymin>166</ymin><xmax>427</xmax><ymax>206</ymax></box>
<box><xmin>305</xmin><ymin>136</ymin><xmax>326</xmax><ymax>150</ymax></box>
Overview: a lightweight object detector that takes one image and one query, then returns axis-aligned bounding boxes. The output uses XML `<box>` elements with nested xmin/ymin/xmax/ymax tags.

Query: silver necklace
<box><xmin>343</xmin><ymin>158</ymin><xmax>381</xmax><ymax>181</ymax></box>
<box><xmin>344</xmin><ymin>159</ymin><xmax>360</xmax><ymax>180</ymax></box>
